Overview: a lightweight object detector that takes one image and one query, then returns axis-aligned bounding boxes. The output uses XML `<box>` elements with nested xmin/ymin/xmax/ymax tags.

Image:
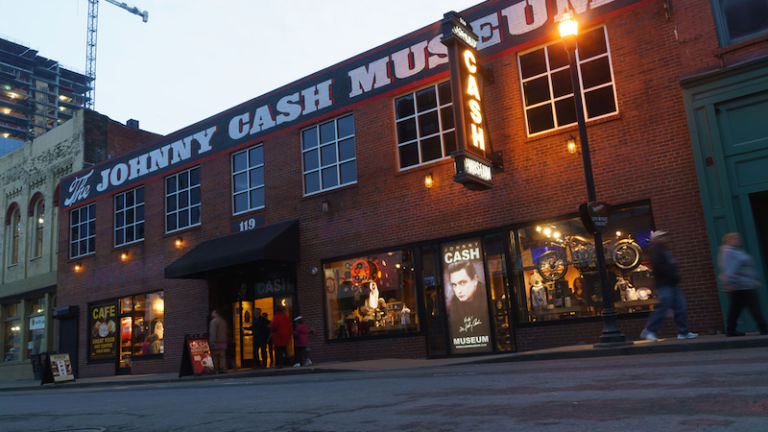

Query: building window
<box><xmin>33</xmin><ymin>199</ymin><xmax>44</xmax><ymax>258</ymax></box>
<box><xmin>713</xmin><ymin>0</ymin><xmax>768</xmax><ymax>45</ymax></box>
<box><xmin>511</xmin><ymin>203</ymin><xmax>653</xmax><ymax>323</ymax></box>
<box><xmin>114</xmin><ymin>186</ymin><xmax>145</xmax><ymax>247</ymax></box>
<box><xmin>302</xmin><ymin>114</ymin><xmax>356</xmax><ymax>195</ymax></box>
<box><xmin>324</xmin><ymin>250</ymin><xmax>419</xmax><ymax>340</ymax></box>
<box><xmin>232</xmin><ymin>144</ymin><xmax>265</xmax><ymax>214</ymax></box>
<box><xmin>26</xmin><ymin>296</ymin><xmax>46</xmax><ymax>356</ymax></box>
<box><xmin>3</xmin><ymin>303</ymin><xmax>21</xmax><ymax>362</ymax></box>
<box><xmin>394</xmin><ymin>82</ymin><xmax>456</xmax><ymax>170</ymax></box>
<box><xmin>165</xmin><ymin>166</ymin><xmax>201</xmax><ymax>233</ymax></box>
<box><xmin>70</xmin><ymin>204</ymin><xmax>95</xmax><ymax>259</ymax></box>
<box><xmin>9</xmin><ymin>208</ymin><xmax>20</xmax><ymax>265</ymax></box>
<box><xmin>518</xmin><ymin>26</ymin><xmax>617</xmax><ymax>136</ymax></box>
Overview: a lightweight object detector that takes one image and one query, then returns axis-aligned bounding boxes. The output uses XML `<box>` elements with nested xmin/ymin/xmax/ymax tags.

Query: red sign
<box><xmin>186</xmin><ymin>338</ymin><xmax>214</xmax><ymax>375</ymax></box>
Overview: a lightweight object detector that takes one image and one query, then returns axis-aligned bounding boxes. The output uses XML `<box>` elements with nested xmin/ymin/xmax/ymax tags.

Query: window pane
<box><xmin>340</xmin><ymin>161</ymin><xmax>356</xmax><ymax>184</ymax></box>
<box><xmin>438</xmin><ymin>81</ymin><xmax>452</xmax><ymax>105</ymax></box>
<box><xmin>519</xmin><ymin>49</ymin><xmax>547</xmax><ymax>79</ymax></box>
<box><xmin>248</xmin><ymin>146</ymin><xmax>263</xmax><ymax>167</ymax></box>
<box><xmin>302</xmin><ymin>127</ymin><xmax>318</xmax><ymax>150</ymax></box>
<box><xmin>136</xmin><ymin>223</ymin><xmax>144</xmax><ymax>239</ymax></box>
<box><xmin>418</xmin><ymin>111</ymin><xmax>440</xmax><ymax>137</ymax></box>
<box><xmin>126</xmin><ymin>225</ymin><xmax>134</xmax><ymax>241</ymax></box>
<box><xmin>167</xmin><ymin>214</ymin><xmax>177</xmax><ymax>231</ymax></box>
<box><xmin>303</xmin><ymin>149</ymin><xmax>319</xmax><ymax>171</ymax></box>
<box><xmin>234</xmin><ymin>173</ymin><xmax>248</xmax><ymax>193</ymax></box>
<box><xmin>166</xmin><ymin>177</ymin><xmax>176</xmax><ymax>194</ymax></box>
<box><xmin>322</xmin><ymin>166</ymin><xmax>338</xmax><ymax>189</ymax></box>
<box><xmin>116</xmin><ymin>229</ymin><xmax>124</xmax><ymax>245</ymax></box>
<box><xmin>190</xmin><ymin>206</ymin><xmax>200</xmax><ymax>225</ymax></box>
<box><xmin>581</xmin><ymin>57</ymin><xmax>612</xmax><ymax>89</ymax></box>
<box><xmin>250</xmin><ymin>167</ymin><xmax>264</xmax><ymax>187</ymax></box>
<box><xmin>396</xmin><ymin>119</ymin><xmax>417</xmax><ymax>144</ymax></box>
<box><xmin>304</xmin><ymin>172</ymin><xmax>320</xmax><ymax>194</ymax></box>
<box><xmin>166</xmin><ymin>195</ymin><xmax>176</xmax><ymax>212</ymax></box>
<box><xmin>584</xmin><ymin>86</ymin><xmax>616</xmax><ymax>118</ymax></box>
<box><xmin>179</xmin><ymin>191</ymin><xmax>189</xmax><ymax>208</ymax></box>
<box><xmin>523</xmin><ymin>76</ymin><xmax>551</xmax><ymax>106</ymax></box>
<box><xmin>136</xmin><ymin>186</ymin><xmax>144</xmax><ymax>203</ymax></box>
<box><xmin>136</xmin><ymin>205</ymin><xmax>144</xmax><ymax>221</ymax></box>
<box><xmin>547</xmin><ymin>43</ymin><xmax>569</xmax><ymax>69</ymax></box>
<box><xmin>233</xmin><ymin>151</ymin><xmax>247</xmax><ymax>172</ymax></box>
<box><xmin>191</xmin><ymin>187</ymin><xmax>201</xmax><ymax>205</ymax></box>
<box><xmin>725</xmin><ymin>0</ymin><xmax>768</xmax><ymax>40</ymax></box>
<box><xmin>321</xmin><ymin>144</ymin><xmax>337</xmax><ymax>167</ymax></box>
<box><xmin>440</xmin><ymin>106</ymin><xmax>454</xmax><ymax>131</ymax></box>
<box><xmin>125</xmin><ymin>191</ymin><xmax>134</xmax><ymax>207</ymax></box>
<box><xmin>577</xmin><ymin>28</ymin><xmax>607</xmax><ymax>60</ymax></box>
<box><xmin>395</xmin><ymin>94</ymin><xmax>415</xmax><ymax>119</ymax></box>
<box><xmin>126</xmin><ymin>211</ymin><xmax>134</xmax><ymax>225</ymax></box>
<box><xmin>116</xmin><ymin>212</ymin><xmax>125</xmax><ymax>227</ymax></box>
<box><xmin>555</xmin><ymin>97</ymin><xmax>577</xmax><ymax>127</ymax></box>
<box><xmin>420</xmin><ymin>135</ymin><xmax>443</xmax><ymax>162</ymax></box>
<box><xmin>338</xmin><ymin>138</ymin><xmax>355</xmax><ymax>161</ymax></box>
<box><xmin>527</xmin><ymin>104</ymin><xmax>555</xmax><ymax>134</ymax></box>
<box><xmin>234</xmin><ymin>193</ymin><xmax>247</xmax><ymax>213</ymax></box>
<box><xmin>416</xmin><ymin>87</ymin><xmax>437</xmax><ymax>111</ymax></box>
<box><xmin>250</xmin><ymin>188</ymin><xmax>265</xmax><ymax>208</ymax></box>
<box><xmin>179</xmin><ymin>209</ymin><xmax>189</xmax><ymax>227</ymax></box>
<box><xmin>551</xmin><ymin>69</ymin><xmax>573</xmax><ymax>98</ymax></box>
<box><xmin>319</xmin><ymin>121</ymin><xmax>336</xmax><ymax>144</ymax></box>
<box><xmin>115</xmin><ymin>195</ymin><xmax>124</xmax><ymax>211</ymax></box>
<box><xmin>179</xmin><ymin>172</ymin><xmax>189</xmax><ymax>189</ymax></box>
<box><xmin>190</xmin><ymin>167</ymin><xmax>200</xmax><ymax>186</ymax></box>
<box><xmin>399</xmin><ymin>143</ymin><xmax>419</xmax><ymax>168</ymax></box>
<box><xmin>443</xmin><ymin>131</ymin><xmax>457</xmax><ymax>155</ymax></box>
<box><xmin>337</xmin><ymin>115</ymin><xmax>354</xmax><ymax>138</ymax></box>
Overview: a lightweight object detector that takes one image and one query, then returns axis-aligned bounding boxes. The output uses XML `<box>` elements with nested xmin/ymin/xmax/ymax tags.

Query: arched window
<box><xmin>33</xmin><ymin>199</ymin><xmax>45</xmax><ymax>258</ymax></box>
<box><xmin>10</xmin><ymin>207</ymin><xmax>20</xmax><ymax>265</ymax></box>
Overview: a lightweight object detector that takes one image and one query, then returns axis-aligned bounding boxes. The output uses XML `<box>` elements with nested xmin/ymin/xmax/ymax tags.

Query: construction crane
<box><xmin>85</xmin><ymin>0</ymin><xmax>148</xmax><ymax>109</ymax></box>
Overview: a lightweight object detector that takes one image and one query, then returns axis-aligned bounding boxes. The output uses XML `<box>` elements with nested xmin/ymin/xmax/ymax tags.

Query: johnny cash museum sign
<box><xmin>60</xmin><ymin>0</ymin><xmax>641</xmax><ymax>209</ymax></box>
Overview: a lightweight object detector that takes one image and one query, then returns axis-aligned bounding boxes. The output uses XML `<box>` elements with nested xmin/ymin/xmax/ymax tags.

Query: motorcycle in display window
<box><xmin>535</xmin><ymin>234</ymin><xmax>642</xmax><ymax>282</ymax></box>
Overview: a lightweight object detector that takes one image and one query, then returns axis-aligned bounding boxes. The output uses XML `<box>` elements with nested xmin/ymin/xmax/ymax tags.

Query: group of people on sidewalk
<box><xmin>208</xmin><ymin>306</ymin><xmax>315</xmax><ymax>374</ymax></box>
<box><xmin>640</xmin><ymin>229</ymin><xmax>768</xmax><ymax>341</ymax></box>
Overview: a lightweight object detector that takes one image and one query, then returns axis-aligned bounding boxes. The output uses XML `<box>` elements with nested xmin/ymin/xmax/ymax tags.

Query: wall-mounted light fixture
<box><xmin>567</xmin><ymin>135</ymin><xmax>578</xmax><ymax>154</ymax></box>
<box><xmin>174</xmin><ymin>237</ymin><xmax>184</xmax><ymax>248</ymax></box>
<box><xmin>120</xmin><ymin>252</ymin><xmax>128</xmax><ymax>262</ymax></box>
<box><xmin>424</xmin><ymin>173</ymin><xmax>434</xmax><ymax>189</ymax></box>
<box><xmin>74</xmin><ymin>263</ymin><xmax>82</xmax><ymax>272</ymax></box>
<box><xmin>321</xmin><ymin>199</ymin><xmax>330</xmax><ymax>214</ymax></box>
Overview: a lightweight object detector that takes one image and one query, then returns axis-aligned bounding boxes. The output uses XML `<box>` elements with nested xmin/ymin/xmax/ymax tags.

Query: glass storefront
<box><xmin>324</xmin><ymin>250</ymin><xmax>419</xmax><ymax>340</ymax></box>
<box><xmin>512</xmin><ymin>203</ymin><xmax>655</xmax><ymax>323</ymax></box>
<box><xmin>26</xmin><ymin>296</ymin><xmax>46</xmax><ymax>357</ymax></box>
<box><xmin>3</xmin><ymin>303</ymin><xmax>21</xmax><ymax>362</ymax></box>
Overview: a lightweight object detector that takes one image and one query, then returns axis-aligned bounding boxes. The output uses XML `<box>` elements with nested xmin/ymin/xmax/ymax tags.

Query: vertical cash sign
<box><xmin>442</xmin><ymin>11</ymin><xmax>494</xmax><ymax>190</ymax></box>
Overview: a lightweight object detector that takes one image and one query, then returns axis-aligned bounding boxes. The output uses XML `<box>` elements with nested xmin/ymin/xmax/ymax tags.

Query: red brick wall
<box><xmin>57</xmin><ymin>1</ymin><xmax>739</xmax><ymax>375</ymax></box>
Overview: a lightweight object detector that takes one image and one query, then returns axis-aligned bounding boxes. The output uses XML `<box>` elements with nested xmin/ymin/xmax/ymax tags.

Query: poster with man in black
<box><xmin>442</xmin><ymin>240</ymin><xmax>492</xmax><ymax>354</ymax></box>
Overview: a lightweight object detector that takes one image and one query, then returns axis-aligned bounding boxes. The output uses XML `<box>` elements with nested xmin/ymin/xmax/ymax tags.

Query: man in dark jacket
<box><xmin>640</xmin><ymin>231</ymin><xmax>698</xmax><ymax>341</ymax></box>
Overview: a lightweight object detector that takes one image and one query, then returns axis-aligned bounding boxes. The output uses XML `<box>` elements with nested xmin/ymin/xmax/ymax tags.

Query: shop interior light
<box><xmin>174</xmin><ymin>237</ymin><xmax>183</xmax><ymax>248</ymax></box>
<box><xmin>567</xmin><ymin>135</ymin><xmax>578</xmax><ymax>154</ymax></box>
<box><xmin>153</xmin><ymin>298</ymin><xmax>165</xmax><ymax>313</ymax></box>
<box><xmin>424</xmin><ymin>173</ymin><xmax>434</xmax><ymax>189</ymax></box>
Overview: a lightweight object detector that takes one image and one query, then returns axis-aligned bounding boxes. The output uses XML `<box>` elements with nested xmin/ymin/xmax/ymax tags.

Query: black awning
<box><xmin>164</xmin><ymin>219</ymin><xmax>298</xmax><ymax>279</ymax></box>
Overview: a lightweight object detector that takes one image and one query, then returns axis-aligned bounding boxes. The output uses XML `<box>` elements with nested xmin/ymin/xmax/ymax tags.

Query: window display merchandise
<box><xmin>324</xmin><ymin>250</ymin><xmax>419</xmax><ymax>340</ymax></box>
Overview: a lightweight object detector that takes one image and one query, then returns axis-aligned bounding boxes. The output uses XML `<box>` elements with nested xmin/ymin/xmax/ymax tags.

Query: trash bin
<box><xmin>30</xmin><ymin>353</ymin><xmax>43</xmax><ymax>381</ymax></box>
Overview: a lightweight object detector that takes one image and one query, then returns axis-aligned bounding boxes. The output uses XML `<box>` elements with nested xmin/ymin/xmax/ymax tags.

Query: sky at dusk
<box><xmin>1</xmin><ymin>0</ymin><xmax>481</xmax><ymax>136</ymax></box>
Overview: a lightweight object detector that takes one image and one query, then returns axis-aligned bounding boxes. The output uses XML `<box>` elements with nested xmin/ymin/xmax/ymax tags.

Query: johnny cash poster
<box><xmin>442</xmin><ymin>239</ymin><xmax>492</xmax><ymax>354</ymax></box>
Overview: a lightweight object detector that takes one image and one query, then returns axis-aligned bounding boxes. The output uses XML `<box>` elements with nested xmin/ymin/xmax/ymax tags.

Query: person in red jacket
<box><xmin>270</xmin><ymin>307</ymin><xmax>291</xmax><ymax>368</ymax></box>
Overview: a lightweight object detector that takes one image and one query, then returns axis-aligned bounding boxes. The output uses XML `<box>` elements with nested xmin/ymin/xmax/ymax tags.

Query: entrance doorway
<box><xmin>232</xmin><ymin>296</ymin><xmax>295</xmax><ymax>369</ymax></box>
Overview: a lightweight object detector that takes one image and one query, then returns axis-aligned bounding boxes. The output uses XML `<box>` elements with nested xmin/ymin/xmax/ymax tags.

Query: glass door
<box><xmin>421</xmin><ymin>246</ymin><xmax>448</xmax><ymax>357</ymax></box>
<box><xmin>484</xmin><ymin>234</ymin><xmax>515</xmax><ymax>352</ymax></box>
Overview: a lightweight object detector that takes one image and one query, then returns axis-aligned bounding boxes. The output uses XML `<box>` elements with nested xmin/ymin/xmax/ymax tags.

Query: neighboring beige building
<box><xmin>0</xmin><ymin>109</ymin><xmax>157</xmax><ymax>380</ymax></box>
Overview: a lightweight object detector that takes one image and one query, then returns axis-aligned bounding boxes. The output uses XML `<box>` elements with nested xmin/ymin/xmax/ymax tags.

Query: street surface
<box><xmin>1</xmin><ymin>347</ymin><xmax>767</xmax><ymax>431</ymax></box>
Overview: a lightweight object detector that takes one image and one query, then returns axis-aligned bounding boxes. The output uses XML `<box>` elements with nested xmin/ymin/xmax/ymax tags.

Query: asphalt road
<box><xmin>2</xmin><ymin>347</ymin><xmax>768</xmax><ymax>432</ymax></box>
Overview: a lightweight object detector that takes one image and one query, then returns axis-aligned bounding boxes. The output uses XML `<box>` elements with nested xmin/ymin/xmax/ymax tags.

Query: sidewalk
<box><xmin>2</xmin><ymin>333</ymin><xmax>767</xmax><ymax>392</ymax></box>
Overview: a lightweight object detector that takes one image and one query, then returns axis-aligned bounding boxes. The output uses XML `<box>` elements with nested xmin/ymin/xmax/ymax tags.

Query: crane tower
<box><xmin>85</xmin><ymin>0</ymin><xmax>148</xmax><ymax>109</ymax></box>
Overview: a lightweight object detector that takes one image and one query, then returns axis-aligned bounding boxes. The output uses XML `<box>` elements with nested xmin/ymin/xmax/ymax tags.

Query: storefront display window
<box><xmin>513</xmin><ymin>203</ymin><xmax>655</xmax><ymax>323</ymax></box>
<box><xmin>26</xmin><ymin>296</ymin><xmax>46</xmax><ymax>356</ymax></box>
<box><xmin>324</xmin><ymin>250</ymin><xmax>418</xmax><ymax>340</ymax></box>
<box><xmin>3</xmin><ymin>303</ymin><xmax>21</xmax><ymax>362</ymax></box>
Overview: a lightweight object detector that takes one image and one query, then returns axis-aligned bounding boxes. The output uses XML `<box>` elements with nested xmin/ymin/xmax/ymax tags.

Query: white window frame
<box><xmin>165</xmin><ymin>166</ymin><xmax>201</xmax><ymax>234</ymax></box>
<box><xmin>231</xmin><ymin>144</ymin><xmax>265</xmax><ymax>215</ymax></box>
<box><xmin>114</xmin><ymin>186</ymin><xmax>145</xmax><ymax>247</ymax></box>
<box><xmin>301</xmin><ymin>113</ymin><xmax>357</xmax><ymax>196</ymax></box>
<box><xmin>394</xmin><ymin>81</ymin><xmax>456</xmax><ymax>171</ymax></box>
<box><xmin>70</xmin><ymin>204</ymin><xmax>95</xmax><ymax>259</ymax></box>
<box><xmin>518</xmin><ymin>25</ymin><xmax>618</xmax><ymax>137</ymax></box>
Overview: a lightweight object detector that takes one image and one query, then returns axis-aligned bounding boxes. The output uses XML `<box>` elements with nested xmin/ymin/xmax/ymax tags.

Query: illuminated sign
<box><xmin>442</xmin><ymin>11</ymin><xmax>495</xmax><ymax>190</ymax></box>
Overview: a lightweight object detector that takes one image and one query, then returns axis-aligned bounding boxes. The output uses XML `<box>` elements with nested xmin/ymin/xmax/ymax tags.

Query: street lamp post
<box><xmin>559</xmin><ymin>15</ymin><xmax>627</xmax><ymax>345</ymax></box>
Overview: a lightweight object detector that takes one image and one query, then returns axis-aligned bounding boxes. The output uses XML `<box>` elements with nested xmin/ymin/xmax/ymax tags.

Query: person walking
<box><xmin>270</xmin><ymin>307</ymin><xmax>291</xmax><ymax>368</ymax></box>
<box><xmin>292</xmin><ymin>316</ymin><xmax>314</xmax><ymax>367</ymax></box>
<box><xmin>718</xmin><ymin>232</ymin><xmax>768</xmax><ymax>336</ymax></box>
<box><xmin>208</xmin><ymin>309</ymin><xmax>228</xmax><ymax>373</ymax></box>
<box><xmin>640</xmin><ymin>230</ymin><xmax>698</xmax><ymax>341</ymax></box>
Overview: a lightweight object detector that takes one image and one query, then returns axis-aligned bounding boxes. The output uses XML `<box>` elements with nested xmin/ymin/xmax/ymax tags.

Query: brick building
<box><xmin>0</xmin><ymin>110</ymin><xmax>157</xmax><ymax>380</ymax></box>
<box><xmin>54</xmin><ymin>0</ymin><xmax>768</xmax><ymax>377</ymax></box>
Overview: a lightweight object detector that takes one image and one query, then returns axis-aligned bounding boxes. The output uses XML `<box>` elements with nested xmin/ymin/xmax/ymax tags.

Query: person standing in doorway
<box><xmin>270</xmin><ymin>307</ymin><xmax>291</xmax><ymax>368</ymax></box>
<box><xmin>292</xmin><ymin>316</ymin><xmax>314</xmax><ymax>367</ymax></box>
<box><xmin>718</xmin><ymin>232</ymin><xmax>768</xmax><ymax>336</ymax></box>
<box><xmin>208</xmin><ymin>309</ymin><xmax>228</xmax><ymax>373</ymax></box>
<box><xmin>252</xmin><ymin>311</ymin><xmax>271</xmax><ymax>367</ymax></box>
<box><xmin>640</xmin><ymin>231</ymin><xmax>698</xmax><ymax>341</ymax></box>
